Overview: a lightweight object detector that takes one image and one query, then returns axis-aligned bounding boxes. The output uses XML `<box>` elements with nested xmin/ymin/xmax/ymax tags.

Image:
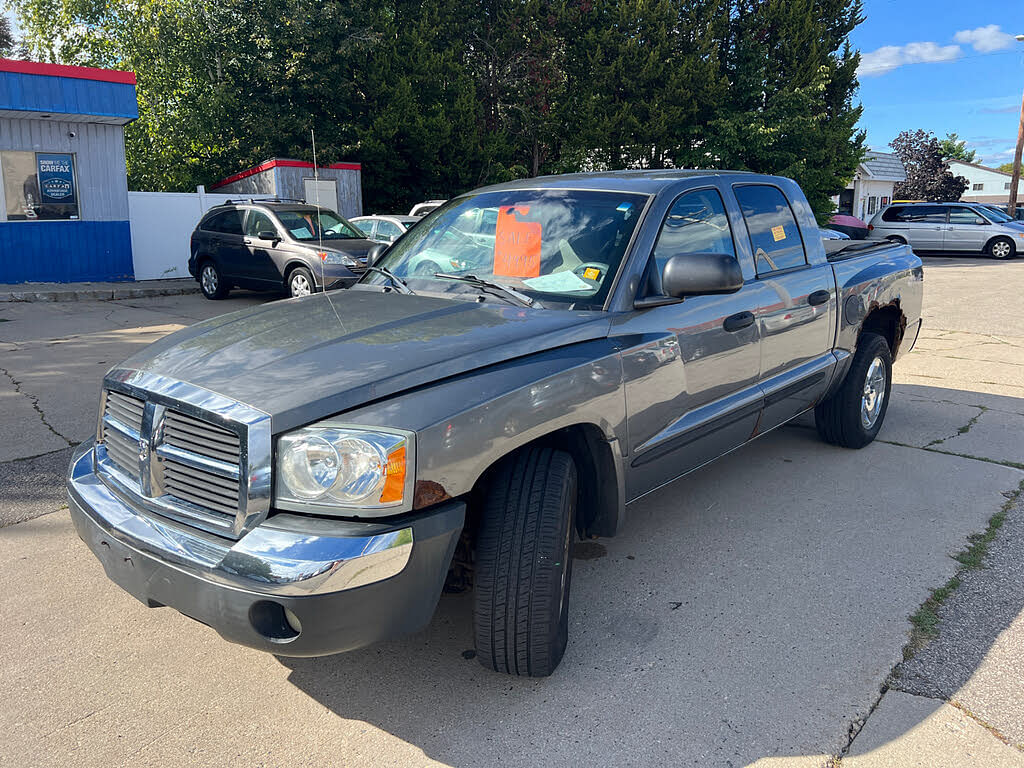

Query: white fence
<box><xmin>128</xmin><ymin>188</ymin><xmax>273</xmax><ymax>281</ymax></box>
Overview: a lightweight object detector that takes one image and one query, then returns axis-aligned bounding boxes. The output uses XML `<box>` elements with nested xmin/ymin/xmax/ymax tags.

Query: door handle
<box><xmin>723</xmin><ymin>311</ymin><xmax>755</xmax><ymax>333</ymax></box>
<box><xmin>807</xmin><ymin>290</ymin><xmax>831</xmax><ymax>306</ymax></box>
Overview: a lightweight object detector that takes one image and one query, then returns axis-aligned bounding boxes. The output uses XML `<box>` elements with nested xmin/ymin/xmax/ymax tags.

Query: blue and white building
<box><xmin>0</xmin><ymin>58</ymin><xmax>138</xmax><ymax>283</ymax></box>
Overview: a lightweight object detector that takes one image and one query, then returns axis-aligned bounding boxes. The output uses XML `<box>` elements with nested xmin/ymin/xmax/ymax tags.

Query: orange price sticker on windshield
<box><xmin>494</xmin><ymin>206</ymin><xmax>542</xmax><ymax>278</ymax></box>
<box><xmin>771</xmin><ymin>225</ymin><xmax>786</xmax><ymax>242</ymax></box>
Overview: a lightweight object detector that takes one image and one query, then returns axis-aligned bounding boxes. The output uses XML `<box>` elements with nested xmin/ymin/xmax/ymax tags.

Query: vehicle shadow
<box><xmin>278</xmin><ymin>386</ymin><xmax>1024</xmax><ymax>767</ymax></box>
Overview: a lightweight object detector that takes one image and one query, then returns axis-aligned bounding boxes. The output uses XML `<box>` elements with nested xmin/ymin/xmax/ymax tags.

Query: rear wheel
<box><xmin>287</xmin><ymin>267</ymin><xmax>315</xmax><ymax>298</ymax></box>
<box><xmin>199</xmin><ymin>261</ymin><xmax>229</xmax><ymax>300</ymax></box>
<box><xmin>885</xmin><ymin>236</ymin><xmax>907</xmax><ymax>245</ymax></box>
<box><xmin>986</xmin><ymin>237</ymin><xmax>1015</xmax><ymax>260</ymax></box>
<box><xmin>815</xmin><ymin>332</ymin><xmax>892</xmax><ymax>448</ymax></box>
<box><xmin>474</xmin><ymin>445</ymin><xmax>577</xmax><ymax>677</ymax></box>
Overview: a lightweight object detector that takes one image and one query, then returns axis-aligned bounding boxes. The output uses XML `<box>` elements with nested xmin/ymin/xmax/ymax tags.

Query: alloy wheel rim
<box><xmin>861</xmin><ymin>357</ymin><xmax>887</xmax><ymax>429</ymax></box>
<box><xmin>993</xmin><ymin>241</ymin><xmax>1011</xmax><ymax>258</ymax></box>
<box><xmin>291</xmin><ymin>274</ymin><xmax>311</xmax><ymax>297</ymax></box>
<box><xmin>201</xmin><ymin>265</ymin><xmax>217</xmax><ymax>294</ymax></box>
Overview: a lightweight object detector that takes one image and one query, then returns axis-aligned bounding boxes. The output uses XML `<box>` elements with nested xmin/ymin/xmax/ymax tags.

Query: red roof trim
<box><xmin>0</xmin><ymin>58</ymin><xmax>136</xmax><ymax>85</ymax></box>
<box><xmin>209</xmin><ymin>158</ymin><xmax>362</xmax><ymax>190</ymax></box>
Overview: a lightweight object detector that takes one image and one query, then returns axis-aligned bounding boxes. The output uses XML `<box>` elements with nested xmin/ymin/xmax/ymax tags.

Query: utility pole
<box><xmin>1009</xmin><ymin>34</ymin><xmax>1024</xmax><ymax>216</ymax></box>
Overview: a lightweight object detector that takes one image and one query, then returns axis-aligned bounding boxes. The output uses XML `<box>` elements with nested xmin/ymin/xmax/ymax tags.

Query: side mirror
<box><xmin>365</xmin><ymin>243</ymin><xmax>389</xmax><ymax>268</ymax></box>
<box><xmin>257</xmin><ymin>230</ymin><xmax>279</xmax><ymax>243</ymax></box>
<box><xmin>635</xmin><ymin>253</ymin><xmax>743</xmax><ymax>309</ymax></box>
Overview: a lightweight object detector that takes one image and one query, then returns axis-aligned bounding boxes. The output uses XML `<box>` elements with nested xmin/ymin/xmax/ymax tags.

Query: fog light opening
<box><xmin>249</xmin><ymin>600</ymin><xmax>301</xmax><ymax>643</ymax></box>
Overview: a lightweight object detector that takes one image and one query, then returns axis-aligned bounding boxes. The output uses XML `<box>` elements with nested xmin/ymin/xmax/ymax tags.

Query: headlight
<box><xmin>275</xmin><ymin>425</ymin><xmax>412</xmax><ymax>514</ymax></box>
<box><xmin>319</xmin><ymin>251</ymin><xmax>357</xmax><ymax>266</ymax></box>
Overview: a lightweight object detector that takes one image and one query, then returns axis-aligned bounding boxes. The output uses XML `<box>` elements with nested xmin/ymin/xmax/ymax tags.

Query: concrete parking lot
<box><xmin>1</xmin><ymin>258</ymin><xmax>1022</xmax><ymax>767</ymax></box>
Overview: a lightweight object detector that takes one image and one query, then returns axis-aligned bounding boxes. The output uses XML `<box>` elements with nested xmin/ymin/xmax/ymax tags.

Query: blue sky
<box><xmin>852</xmin><ymin>1</ymin><xmax>1024</xmax><ymax>166</ymax></box>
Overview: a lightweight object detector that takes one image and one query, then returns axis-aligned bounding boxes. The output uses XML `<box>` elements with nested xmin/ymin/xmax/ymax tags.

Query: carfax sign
<box><xmin>36</xmin><ymin>153</ymin><xmax>76</xmax><ymax>205</ymax></box>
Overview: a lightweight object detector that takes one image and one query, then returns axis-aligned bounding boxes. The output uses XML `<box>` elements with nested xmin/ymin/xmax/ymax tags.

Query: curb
<box><xmin>0</xmin><ymin>283</ymin><xmax>200</xmax><ymax>303</ymax></box>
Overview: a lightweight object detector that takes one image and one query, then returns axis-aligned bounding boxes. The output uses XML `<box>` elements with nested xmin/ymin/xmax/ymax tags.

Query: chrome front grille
<box><xmin>96</xmin><ymin>372</ymin><xmax>272</xmax><ymax>539</ymax></box>
<box><xmin>161</xmin><ymin>408</ymin><xmax>243</xmax><ymax>521</ymax></box>
<box><xmin>164</xmin><ymin>409</ymin><xmax>241</xmax><ymax>465</ymax></box>
<box><xmin>102</xmin><ymin>391</ymin><xmax>144</xmax><ymax>480</ymax></box>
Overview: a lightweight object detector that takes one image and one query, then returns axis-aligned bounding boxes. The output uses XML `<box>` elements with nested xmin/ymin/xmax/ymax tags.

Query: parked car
<box><xmin>409</xmin><ymin>199</ymin><xmax>446</xmax><ymax>217</ymax></box>
<box><xmin>827</xmin><ymin>213</ymin><xmax>869</xmax><ymax>240</ymax></box>
<box><xmin>867</xmin><ymin>201</ymin><xmax>1024</xmax><ymax>259</ymax></box>
<box><xmin>350</xmin><ymin>214</ymin><xmax>421</xmax><ymax>244</ymax></box>
<box><xmin>188</xmin><ymin>200</ymin><xmax>376</xmax><ymax>299</ymax></box>
<box><xmin>69</xmin><ymin>171</ymin><xmax>923</xmax><ymax>677</ymax></box>
<box><xmin>978</xmin><ymin>203</ymin><xmax>1024</xmax><ymax>221</ymax></box>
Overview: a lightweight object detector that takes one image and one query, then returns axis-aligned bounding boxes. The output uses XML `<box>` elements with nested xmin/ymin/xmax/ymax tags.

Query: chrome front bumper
<box><xmin>67</xmin><ymin>441</ymin><xmax>464</xmax><ymax>656</ymax></box>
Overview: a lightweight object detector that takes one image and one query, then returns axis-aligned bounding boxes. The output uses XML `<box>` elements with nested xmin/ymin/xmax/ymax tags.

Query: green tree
<box><xmin>0</xmin><ymin>15</ymin><xmax>15</xmax><ymax>56</ymax></box>
<box><xmin>937</xmin><ymin>133</ymin><xmax>976</xmax><ymax>163</ymax></box>
<box><xmin>890</xmin><ymin>129</ymin><xmax>969</xmax><ymax>201</ymax></box>
<box><xmin>714</xmin><ymin>0</ymin><xmax>866</xmax><ymax>221</ymax></box>
<box><xmin>12</xmin><ymin>0</ymin><xmax>373</xmax><ymax>191</ymax></box>
<box><xmin>998</xmin><ymin>162</ymin><xmax>1016</xmax><ymax>173</ymax></box>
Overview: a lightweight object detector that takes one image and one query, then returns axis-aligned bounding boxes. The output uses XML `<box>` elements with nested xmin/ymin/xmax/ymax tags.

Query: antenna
<box><xmin>311</xmin><ymin>128</ymin><xmax>326</xmax><ymax>292</ymax></box>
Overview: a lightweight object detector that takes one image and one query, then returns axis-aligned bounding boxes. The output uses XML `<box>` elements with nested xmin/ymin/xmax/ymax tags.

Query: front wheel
<box><xmin>986</xmin><ymin>237</ymin><xmax>1015</xmax><ymax>260</ymax></box>
<box><xmin>474</xmin><ymin>446</ymin><xmax>577</xmax><ymax>677</ymax></box>
<box><xmin>287</xmin><ymin>267</ymin><xmax>316</xmax><ymax>298</ymax></box>
<box><xmin>814</xmin><ymin>332</ymin><xmax>893</xmax><ymax>448</ymax></box>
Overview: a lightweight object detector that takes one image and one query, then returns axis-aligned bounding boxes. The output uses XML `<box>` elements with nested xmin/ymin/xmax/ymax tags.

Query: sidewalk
<box><xmin>0</xmin><ymin>278</ymin><xmax>199</xmax><ymax>303</ymax></box>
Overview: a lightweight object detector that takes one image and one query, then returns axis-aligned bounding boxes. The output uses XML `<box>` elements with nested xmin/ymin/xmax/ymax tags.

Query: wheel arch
<box><xmin>860</xmin><ymin>303</ymin><xmax>907</xmax><ymax>361</ymax></box>
<box><xmin>985</xmin><ymin>234</ymin><xmax>1015</xmax><ymax>255</ymax></box>
<box><xmin>468</xmin><ymin>422</ymin><xmax>625</xmax><ymax>541</ymax></box>
<box><xmin>284</xmin><ymin>260</ymin><xmax>318</xmax><ymax>288</ymax></box>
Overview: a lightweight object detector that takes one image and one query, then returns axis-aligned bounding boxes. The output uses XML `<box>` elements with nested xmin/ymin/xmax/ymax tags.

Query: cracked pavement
<box><xmin>1</xmin><ymin>258</ymin><xmax>1023</xmax><ymax>767</ymax></box>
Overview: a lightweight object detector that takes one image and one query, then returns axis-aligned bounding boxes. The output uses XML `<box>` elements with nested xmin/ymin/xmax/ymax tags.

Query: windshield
<box><xmin>362</xmin><ymin>189</ymin><xmax>648</xmax><ymax>309</ymax></box>
<box><xmin>981</xmin><ymin>206</ymin><xmax>1013</xmax><ymax>223</ymax></box>
<box><xmin>277</xmin><ymin>209</ymin><xmax>366</xmax><ymax>241</ymax></box>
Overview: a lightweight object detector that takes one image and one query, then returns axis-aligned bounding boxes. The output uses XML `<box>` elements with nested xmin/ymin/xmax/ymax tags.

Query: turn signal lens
<box><xmin>379</xmin><ymin>446</ymin><xmax>407</xmax><ymax>503</ymax></box>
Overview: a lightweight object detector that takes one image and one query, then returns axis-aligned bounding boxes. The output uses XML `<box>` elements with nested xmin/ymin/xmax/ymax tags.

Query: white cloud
<box><xmin>858</xmin><ymin>42</ymin><xmax>962</xmax><ymax>77</ymax></box>
<box><xmin>954</xmin><ymin>25</ymin><xmax>1015</xmax><ymax>53</ymax></box>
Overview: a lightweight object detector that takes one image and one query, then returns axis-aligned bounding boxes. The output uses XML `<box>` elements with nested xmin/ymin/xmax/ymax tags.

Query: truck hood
<box><xmin>116</xmin><ymin>290</ymin><xmax>610</xmax><ymax>432</ymax></box>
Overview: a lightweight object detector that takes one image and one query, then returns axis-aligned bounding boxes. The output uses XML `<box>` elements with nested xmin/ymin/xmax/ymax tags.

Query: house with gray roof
<box><xmin>833</xmin><ymin>151</ymin><xmax>907</xmax><ymax>222</ymax></box>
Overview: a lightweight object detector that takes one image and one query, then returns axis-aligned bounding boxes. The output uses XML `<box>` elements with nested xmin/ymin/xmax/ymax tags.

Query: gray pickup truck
<box><xmin>68</xmin><ymin>171</ymin><xmax>923</xmax><ymax>677</ymax></box>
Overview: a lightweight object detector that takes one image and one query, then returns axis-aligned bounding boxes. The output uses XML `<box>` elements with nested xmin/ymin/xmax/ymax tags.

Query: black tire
<box><xmin>474</xmin><ymin>445</ymin><xmax>577</xmax><ymax>677</ymax></box>
<box><xmin>198</xmin><ymin>260</ymin><xmax>229</xmax><ymax>300</ymax></box>
<box><xmin>287</xmin><ymin>266</ymin><xmax>316</xmax><ymax>298</ymax></box>
<box><xmin>986</xmin><ymin>236</ymin><xmax>1015</xmax><ymax>260</ymax></box>
<box><xmin>815</xmin><ymin>332</ymin><xmax>893</xmax><ymax>449</ymax></box>
<box><xmin>885</xmin><ymin>236</ymin><xmax>907</xmax><ymax>245</ymax></box>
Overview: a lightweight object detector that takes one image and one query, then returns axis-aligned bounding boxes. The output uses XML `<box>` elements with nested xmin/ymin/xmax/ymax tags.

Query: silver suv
<box><xmin>868</xmin><ymin>202</ymin><xmax>1024</xmax><ymax>259</ymax></box>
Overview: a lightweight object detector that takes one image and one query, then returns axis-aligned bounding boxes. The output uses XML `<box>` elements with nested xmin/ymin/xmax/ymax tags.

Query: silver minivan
<box><xmin>868</xmin><ymin>202</ymin><xmax>1024</xmax><ymax>259</ymax></box>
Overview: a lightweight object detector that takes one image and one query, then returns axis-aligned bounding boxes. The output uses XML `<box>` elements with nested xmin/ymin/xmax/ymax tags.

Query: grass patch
<box><xmin>903</xmin><ymin>480</ymin><xmax>1023</xmax><ymax>661</ymax></box>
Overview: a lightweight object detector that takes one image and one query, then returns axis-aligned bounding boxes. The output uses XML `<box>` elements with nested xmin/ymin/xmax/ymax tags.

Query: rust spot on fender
<box><xmin>414</xmin><ymin>480</ymin><xmax>451</xmax><ymax>509</ymax></box>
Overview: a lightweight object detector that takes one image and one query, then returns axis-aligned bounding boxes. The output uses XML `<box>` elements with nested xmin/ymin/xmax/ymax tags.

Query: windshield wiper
<box><xmin>433</xmin><ymin>273</ymin><xmax>537</xmax><ymax>308</ymax></box>
<box><xmin>364</xmin><ymin>265</ymin><xmax>415</xmax><ymax>294</ymax></box>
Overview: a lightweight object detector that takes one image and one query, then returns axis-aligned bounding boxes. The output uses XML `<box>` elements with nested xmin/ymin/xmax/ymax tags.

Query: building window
<box><xmin>1</xmin><ymin>151</ymin><xmax>80</xmax><ymax>221</ymax></box>
<box><xmin>973</xmin><ymin>183</ymin><xmax>984</xmax><ymax>191</ymax></box>
<box><xmin>1006</xmin><ymin>183</ymin><xmax>1012</xmax><ymax>190</ymax></box>
<box><xmin>867</xmin><ymin>196</ymin><xmax>878</xmax><ymax>215</ymax></box>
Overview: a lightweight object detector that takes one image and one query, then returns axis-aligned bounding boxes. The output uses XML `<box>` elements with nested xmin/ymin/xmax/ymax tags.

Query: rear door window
<box><xmin>733</xmin><ymin>184</ymin><xmax>807</xmax><ymax>274</ymax></box>
<box><xmin>881</xmin><ymin>206</ymin><xmax>905</xmax><ymax>222</ymax></box>
<box><xmin>203</xmin><ymin>209</ymin><xmax>245</xmax><ymax>235</ymax></box>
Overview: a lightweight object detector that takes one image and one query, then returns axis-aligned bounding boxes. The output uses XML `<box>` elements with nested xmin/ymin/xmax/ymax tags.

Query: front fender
<box><xmin>339</xmin><ymin>338</ymin><xmax>628</xmax><ymax>507</ymax></box>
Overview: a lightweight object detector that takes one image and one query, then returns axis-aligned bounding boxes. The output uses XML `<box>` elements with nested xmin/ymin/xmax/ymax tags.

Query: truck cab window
<box><xmin>652</xmin><ymin>188</ymin><xmax>736</xmax><ymax>274</ymax></box>
<box><xmin>734</xmin><ymin>184</ymin><xmax>807</xmax><ymax>274</ymax></box>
